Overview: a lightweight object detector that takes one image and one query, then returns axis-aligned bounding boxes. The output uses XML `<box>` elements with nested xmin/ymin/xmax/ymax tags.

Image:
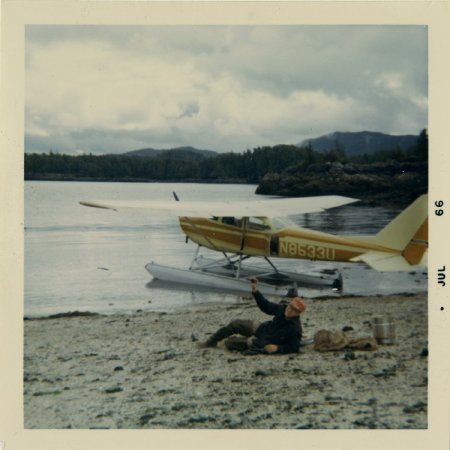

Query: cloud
<box><xmin>25</xmin><ymin>25</ymin><xmax>427</xmax><ymax>154</ymax></box>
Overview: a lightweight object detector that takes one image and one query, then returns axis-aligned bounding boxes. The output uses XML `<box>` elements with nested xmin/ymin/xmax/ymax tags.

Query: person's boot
<box><xmin>197</xmin><ymin>326</ymin><xmax>230</xmax><ymax>348</ymax></box>
<box><xmin>197</xmin><ymin>325</ymin><xmax>235</xmax><ymax>348</ymax></box>
<box><xmin>197</xmin><ymin>339</ymin><xmax>218</xmax><ymax>348</ymax></box>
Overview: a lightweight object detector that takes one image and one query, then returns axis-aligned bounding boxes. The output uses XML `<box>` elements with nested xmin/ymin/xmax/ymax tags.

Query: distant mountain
<box><xmin>298</xmin><ymin>131</ymin><xmax>419</xmax><ymax>156</ymax></box>
<box><xmin>123</xmin><ymin>146</ymin><xmax>217</xmax><ymax>158</ymax></box>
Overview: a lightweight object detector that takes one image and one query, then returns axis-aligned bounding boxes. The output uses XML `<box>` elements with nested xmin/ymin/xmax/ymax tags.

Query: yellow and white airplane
<box><xmin>80</xmin><ymin>193</ymin><xmax>428</xmax><ymax>295</ymax></box>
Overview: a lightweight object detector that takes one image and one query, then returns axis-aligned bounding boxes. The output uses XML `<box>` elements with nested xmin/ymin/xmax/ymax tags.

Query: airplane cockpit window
<box><xmin>219</xmin><ymin>217</ymin><xmax>273</xmax><ymax>230</ymax></box>
<box><xmin>222</xmin><ymin>217</ymin><xmax>238</xmax><ymax>226</ymax></box>
<box><xmin>248</xmin><ymin>217</ymin><xmax>271</xmax><ymax>230</ymax></box>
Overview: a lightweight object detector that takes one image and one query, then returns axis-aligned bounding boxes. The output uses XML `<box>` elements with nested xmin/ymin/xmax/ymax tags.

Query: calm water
<box><xmin>24</xmin><ymin>181</ymin><xmax>427</xmax><ymax>317</ymax></box>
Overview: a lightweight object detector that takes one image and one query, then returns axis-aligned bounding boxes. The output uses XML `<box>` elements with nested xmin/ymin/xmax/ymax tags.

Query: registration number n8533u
<box><xmin>279</xmin><ymin>241</ymin><xmax>336</xmax><ymax>260</ymax></box>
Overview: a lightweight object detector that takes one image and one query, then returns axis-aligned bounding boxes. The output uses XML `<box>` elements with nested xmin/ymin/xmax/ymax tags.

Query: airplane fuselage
<box><xmin>178</xmin><ymin>216</ymin><xmax>400</xmax><ymax>263</ymax></box>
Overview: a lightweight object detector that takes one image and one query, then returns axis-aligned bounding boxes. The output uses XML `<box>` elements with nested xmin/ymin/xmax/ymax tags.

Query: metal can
<box><xmin>372</xmin><ymin>316</ymin><xmax>396</xmax><ymax>345</ymax></box>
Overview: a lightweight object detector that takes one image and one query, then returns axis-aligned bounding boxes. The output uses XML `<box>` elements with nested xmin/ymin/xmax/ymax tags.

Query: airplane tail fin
<box><xmin>351</xmin><ymin>194</ymin><xmax>428</xmax><ymax>271</ymax></box>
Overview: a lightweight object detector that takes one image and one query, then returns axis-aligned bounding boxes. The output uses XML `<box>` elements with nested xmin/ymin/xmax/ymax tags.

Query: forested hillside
<box><xmin>24</xmin><ymin>129</ymin><xmax>428</xmax><ymax>206</ymax></box>
<box><xmin>298</xmin><ymin>131</ymin><xmax>418</xmax><ymax>156</ymax></box>
<box><xmin>25</xmin><ymin>131</ymin><xmax>426</xmax><ymax>180</ymax></box>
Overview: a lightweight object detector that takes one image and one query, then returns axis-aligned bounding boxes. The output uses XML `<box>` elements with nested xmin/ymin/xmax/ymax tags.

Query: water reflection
<box><xmin>291</xmin><ymin>205</ymin><xmax>399</xmax><ymax>235</ymax></box>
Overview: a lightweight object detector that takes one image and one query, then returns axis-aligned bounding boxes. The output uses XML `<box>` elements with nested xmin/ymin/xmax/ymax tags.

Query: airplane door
<box><xmin>270</xmin><ymin>235</ymin><xmax>279</xmax><ymax>256</ymax></box>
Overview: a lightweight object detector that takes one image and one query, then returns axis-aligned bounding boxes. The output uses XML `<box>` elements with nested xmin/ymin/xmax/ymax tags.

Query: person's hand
<box><xmin>250</xmin><ymin>277</ymin><xmax>258</xmax><ymax>292</ymax></box>
<box><xmin>264</xmin><ymin>344</ymin><xmax>278</xmax><ymax>354</ymax></box>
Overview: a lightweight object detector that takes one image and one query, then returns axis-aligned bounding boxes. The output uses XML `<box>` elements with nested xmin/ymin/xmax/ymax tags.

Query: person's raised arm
<box><xmin>250</xmin><ymin>278</ymin><xmax>279</xmax><ymax>316</ymax></box>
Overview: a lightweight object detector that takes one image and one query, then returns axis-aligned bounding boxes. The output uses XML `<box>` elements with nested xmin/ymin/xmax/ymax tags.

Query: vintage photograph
<box><xmin>2</xmin><ymin>2</ymin><xmax>449</xmax><ymax>450</ymax></box>
<box><xmin>23</xmin><ymin>24</ymin><xmax>429</xmax><ymax>430</ymax></box>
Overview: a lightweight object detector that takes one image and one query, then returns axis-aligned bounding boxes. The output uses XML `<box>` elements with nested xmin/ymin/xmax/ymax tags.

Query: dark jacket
<box><xmin>252</xmin><ymin>290</ymin><xmax>302</xmax><ymax>354</ymax></box>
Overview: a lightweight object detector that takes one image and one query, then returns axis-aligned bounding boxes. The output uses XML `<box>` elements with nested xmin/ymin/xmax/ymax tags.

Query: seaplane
<box><xmin>80</xmin><ymin>193</ymin><xmax>428</xmax><ymax>296</ymax></box>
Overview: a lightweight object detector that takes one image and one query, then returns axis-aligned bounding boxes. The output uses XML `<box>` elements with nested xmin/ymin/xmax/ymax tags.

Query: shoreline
<box><xmin>24</xmin><ymin>292</ymin><xmax>428</xmax><ymax>429</ymax></box>
<box><xmin>24</xmin><ymin>176</ymin><xmax>252</xmax><ymax>184</ymax></box>
<box><xmin>24</xmin><ymin>178</ymin><xmax>424</xmax><ymax>207</ymax></box>
<box><xmin>23</xmin><ymin>291</ymin><xmax>426</xmax><ymax>321</ymax></box>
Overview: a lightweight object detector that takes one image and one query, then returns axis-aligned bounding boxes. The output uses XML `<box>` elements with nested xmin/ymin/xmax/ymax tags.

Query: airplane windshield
<box><xmin>248</xmin><ymin>217</ymin><xmax>271</xmax><ymax>230</ymax></box>
<box><xmin>271</xmin><ymin>216</ymin><xmax>296</xmax><ymax>229</ymax></box>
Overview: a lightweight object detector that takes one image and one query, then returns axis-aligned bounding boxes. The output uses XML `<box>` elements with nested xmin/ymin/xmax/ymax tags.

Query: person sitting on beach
<box><xmin>198</xmin><ymin>278</ymin><xmax>306</xmax><ymax>355</ymax></box>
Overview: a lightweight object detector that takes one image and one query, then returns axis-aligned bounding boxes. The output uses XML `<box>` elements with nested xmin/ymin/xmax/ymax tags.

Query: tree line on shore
<box><xmin>25</xmin><ymin>130</ymin><xmax>428</xmax><ymax>186</ymax></box>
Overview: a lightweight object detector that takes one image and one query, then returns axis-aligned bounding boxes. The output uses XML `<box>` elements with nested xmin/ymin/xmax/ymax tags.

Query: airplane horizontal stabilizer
<box><xmin>350</xmin><ymin>252</ymin><xmax>416</xmax><ymax>272</ymax></box>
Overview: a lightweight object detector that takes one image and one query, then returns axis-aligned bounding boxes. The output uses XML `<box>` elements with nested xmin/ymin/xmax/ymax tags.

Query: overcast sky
<box><xmin>25</xmin><ymin>25</ymin><xmax>427</xmax><ymax>155</ymax></box>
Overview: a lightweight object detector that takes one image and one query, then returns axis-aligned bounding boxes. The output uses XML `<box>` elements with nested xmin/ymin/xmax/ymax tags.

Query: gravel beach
<box><xmin>23</xmin><ymin>292</ymin><xmax>428</xmax><ymax>429</ymax></box>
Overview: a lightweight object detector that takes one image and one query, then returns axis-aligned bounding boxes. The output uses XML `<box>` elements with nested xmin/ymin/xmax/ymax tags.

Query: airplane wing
<box><xmin>80</xmin><ymin>195</ymin><xmax>358</xmax><ymax>217</ymax></box>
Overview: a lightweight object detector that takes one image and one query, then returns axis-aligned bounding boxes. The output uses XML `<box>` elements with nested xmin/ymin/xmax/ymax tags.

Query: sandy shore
<box><xmin>24</xmin><ymin>292</ymin><xmax>428</xmax><ymax>429</ymax></box>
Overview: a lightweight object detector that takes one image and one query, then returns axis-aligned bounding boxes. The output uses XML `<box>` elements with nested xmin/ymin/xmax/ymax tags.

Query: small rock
<box><xmin>227</xmin><ymin>358</ymin><xmax>239</xmax><ymax>363</ymax></box>
<box><xmin>344</xmin><ymin>350</ymin><xmax>356</xmax><ymax>361</ymax></box>
<box><xmin>33</xmin><ymin>390</ymin><xmax>61</xmax><ymax>396</ymax></box>
<box><xmin>188</xmin><ymin>416</ymin><xmax>213</xmax><ymax>424</ymax></box>
<box><xmin>171</xmin><ymin>403</ymin><xmax>186</xmax><ymax>412</ymax></box>
<box><xmin>353</xmin><ymin>419</ymin><xmax>367</xmax><ymax>427</ymax></box>
<box><xmin>403</xmin><ymin>401</ymin><xmax>427</xmax><ymax>413</ymax></box>
<box><xmin>140</xmin><ymin>412</ymin><xmax>157</xmax><ymax>425</ymax></box>
<box><xmin>104</xmin><ymin>387</ymin><xmax>123</xmax><ymax>394</ymax></box>
<box><xmin>162</xmin><ymin>352</ymin><xmax>176</xmax><ymax>361</ymax></box>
